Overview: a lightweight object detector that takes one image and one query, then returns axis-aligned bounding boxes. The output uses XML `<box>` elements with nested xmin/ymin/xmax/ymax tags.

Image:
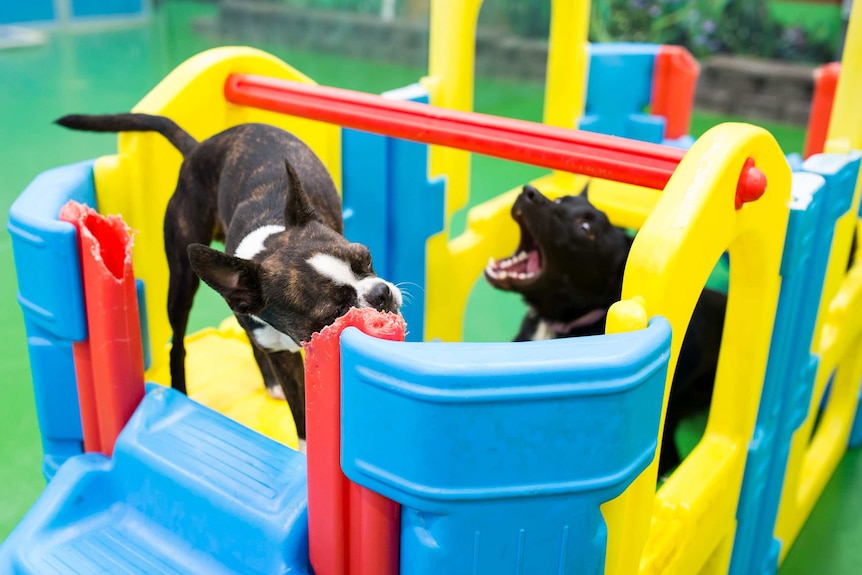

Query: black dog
<box><xmin>485</xmin><ymin>184</ymin><xmax>725</xmax><ymax>475</ymax></box>
<box><xmin>57</xmin><ymin>113</ymin><xmax>402</xmax><ymax>441</ymax></box>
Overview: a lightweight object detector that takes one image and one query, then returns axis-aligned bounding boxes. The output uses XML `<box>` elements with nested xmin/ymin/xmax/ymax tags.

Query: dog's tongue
<box><xmin>527</xmin><ymin>250</ymin><xmax>540</xmax><ymax>274</ymax></box>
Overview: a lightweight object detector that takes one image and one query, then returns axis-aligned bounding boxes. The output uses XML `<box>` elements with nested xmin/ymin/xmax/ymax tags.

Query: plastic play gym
<box><xmin>2</xmin><ymin>1</ymin><xmax>862</xmax><ymax>574</ymax></box>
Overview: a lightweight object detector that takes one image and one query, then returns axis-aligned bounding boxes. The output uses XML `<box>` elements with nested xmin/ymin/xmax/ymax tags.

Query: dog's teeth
<box><xmin>517</xmin><ymin>273</ymin><xmax>527</xmax><ymax>279</ymax></box>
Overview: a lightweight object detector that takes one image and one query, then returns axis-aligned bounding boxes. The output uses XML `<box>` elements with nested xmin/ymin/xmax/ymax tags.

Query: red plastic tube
<box><xmin>305</xmin><ymin>308</ymin><xmax>406</xmax><ymax>575</ymax></box>
<box><xmin>804</xmin><ymin>62</ymin><xmax>841</xmax><ymax>159</ymax></box>
<box><xmin>225</xmin><ymin>74</ymin><xmax>686</xmax><ymax>190</ymax></box>
<box><xmin>60</xmin><ymin>201</ymin><xmax>144</xmax><ymax>457</ymax></box>
<box><xmin>651</xmin><ymin>46</ymin><xmax>699</xmax><ymax>140</ymax></box>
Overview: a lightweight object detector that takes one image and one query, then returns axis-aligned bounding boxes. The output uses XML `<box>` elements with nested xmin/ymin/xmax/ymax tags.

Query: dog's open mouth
<box><xmin>484</xmin><ymin>217</ymin><xmax>543</xmax><ymax>290</ymax></box>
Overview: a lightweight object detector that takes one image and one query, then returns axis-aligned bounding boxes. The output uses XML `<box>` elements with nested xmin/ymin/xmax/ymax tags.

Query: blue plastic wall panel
<box><xmin>0</xmin><ymin>386</ymin><xmax>310</xmax><ymax>575</ymax></box>
<box><xmin>341</xmin><ymin>83</ymin><xmax>446</xmax><ymax>342</ymax></box>
<box><xmin>70</xmin><ymin>0</ymin><xmax>145</xmax><ymax>18</ymax></box>
<box><xmin>581</xmin><ymin>43</ymin><xmax>665</xmax><ymax>143</ymax></box>
<box><xmin>0</xmin><ymin>0</ymin><xmax>55</xmax><ymax>24</ymax></box>
<box><xmin>8</xmin><ymin>160</ymin><xmax>97</xmax><ymax>478</ymax></box>
<box><xmin>849</xmin><ymin>391</ymin><xmax>862</xmax><ymax>448</ymax></box>
<box><xmin>730</xmin><ymin>154</ymin><xmax>862</xmax><ymax>575</ymax></box>
<box><xmin>340</xmin><ymin>319</ymin><xmax>671</xmax><ymax>575</ymax></box>
<box><xmin>135</xmin><ymin>279</ymin><xmax>152</xmax><ymax>371</ymax></box>
<box><xmin>342</xmin><ymin>129</ymin><xmax>390</xmax><ymax>276</ymax></box>
<box><xmin>8</xmin><ymin>160</ymin><xmax>94</xmax><ymax>341</ymax></box>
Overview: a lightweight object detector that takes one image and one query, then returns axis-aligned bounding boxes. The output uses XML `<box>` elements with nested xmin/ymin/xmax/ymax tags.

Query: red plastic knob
<box><xmin>735</xmin><ymin>157</ymin><xmax>768</xmax><ymax>209</ymax></box>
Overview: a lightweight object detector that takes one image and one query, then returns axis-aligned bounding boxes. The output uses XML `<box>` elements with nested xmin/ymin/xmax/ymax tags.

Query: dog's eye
<box><xmin>363</xmin><ymin>252</ymin><xmax>373</xmax><ymax>272</ymax></box>
<box><xmin>577</xmin><ymin>218</ymin><xmax>595</xmax><ymax>240</ymax></box>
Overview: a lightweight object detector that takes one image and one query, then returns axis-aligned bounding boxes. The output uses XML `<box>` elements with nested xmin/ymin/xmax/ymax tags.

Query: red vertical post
<box><xmin>651</xmin><ymin>45</ymin><xmax>700</xmax><ymax>140</ymax></box>
<box><xmin>804</xmin><ymin>62</ymin><xmax>841</xmax><ymax>159</ymax></box>
<box><xmin>60</xmin><ymin>201</ymin><xmax>145</xmax><ymax>457</ymax></box>
<box><xmin>305</xmin><ymin>307</ymin><xmax>406</xmax><ymax>575</ymax></box>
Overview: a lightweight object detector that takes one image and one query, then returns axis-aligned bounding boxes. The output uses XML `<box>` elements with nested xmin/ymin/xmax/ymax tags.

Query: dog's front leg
<box><xmin>252</xmin><ymin>346</ymin><xmax>306</xmax><ymax>440</ymax></box>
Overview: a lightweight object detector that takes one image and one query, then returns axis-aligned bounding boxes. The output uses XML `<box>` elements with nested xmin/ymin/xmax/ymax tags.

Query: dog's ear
<box><xmin>283</xmin><ymin>159</ymin><xmax>319</xmax><ymax>227</ymax></box>
<box><xmin>580</xmin><ymin>182</ymin><xmax>590</xmax><ymax>200</ymax></box>
<box><xmin>187</xmin><ymin>244</ymin><xmax>265</xmax><ymax>316</ymax></box>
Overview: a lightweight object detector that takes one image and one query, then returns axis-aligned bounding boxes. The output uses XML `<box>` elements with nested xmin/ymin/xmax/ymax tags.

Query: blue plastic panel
<box><xmin>0</xmin><ymin>0</ymin><xmax>55</xmax><ymax>24</ymax></box>
<box><xmin>0</xmin><ymin>386</ymin><xmax>310</xmax><ymax>575</ymax></box>
<box><xmin>342</xmin><ymin>129</ymin><xmax>391</xmax><ymax>275</ymax></box>
<box><xmin>581</xmin><ymin>43</ymin><xmax>663</xmax><ymax>142</ymax></box>
<box><xmin>731</xmin><ymin>155</ymin><xmax>862</xmax><ymax>575</ymax></box>
<box><xmin>70</xmin><ymin>0</ymin><xmax>145</xmax><ymax>18</ymax></box>
<box><xmin>340</xmin><ymin>319</ymin><xmax>671</xmax><ymax>574</ymax></box>
<box><xmin>8</xmin><ymin>160</ymin><xmax>94</xmax><ymax>342</ymax></box>
<box><xmin>8</xmin><ymin>160</ymin><xmax>97</xmax><ymax>479</ymax></box>
<box><xmin>341</xmin><ymin>84</ymin><xmax>445</xmax><ymax>341</ymax></box>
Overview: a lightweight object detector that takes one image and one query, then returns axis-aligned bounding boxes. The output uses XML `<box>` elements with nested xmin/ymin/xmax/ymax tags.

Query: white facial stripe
<box><xmin>234</xmin><ymin>225</ymin><xmax>286</xmax><ymax>260</ymax></box>
<box><xmin>307</xmin><ymin>253</ymin><xmax>358</xmax><ymax>286</ymax></box>
<box><xmin>249</xmin><ymin>315</ymin><xmax>301</xmax><ymax>352</ymax></box>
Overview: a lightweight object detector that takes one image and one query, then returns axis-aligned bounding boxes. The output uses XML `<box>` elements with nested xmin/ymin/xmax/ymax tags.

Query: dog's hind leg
<box><xmin>164</xmin><ymin>175</ymin><xmax>216</xmax><ymax>395</ymax></box>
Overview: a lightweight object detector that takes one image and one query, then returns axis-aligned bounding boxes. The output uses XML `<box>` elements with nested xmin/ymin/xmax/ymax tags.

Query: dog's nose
<box><xmin>523</xmin><ymin>185</ymin><xmax>538</xmax><ymax>202</ymax></box>
<box><xmin>366</xmin><ymin>281</ymin><xmax>394</xmax><ymax>312</ymax></box>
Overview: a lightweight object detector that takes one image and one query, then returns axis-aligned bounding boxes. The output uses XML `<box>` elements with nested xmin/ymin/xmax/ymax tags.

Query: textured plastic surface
<box><xmin>305</xmin><ymin>308</ymin><xmax>406</xmax><ymax>575</ymax></box>
<box><xmin>341</xmin><ymin>318</ymin><xmax>669</xmax><ymax>575</ymax></box>
<box><xmin>0</xmin><ymin>386</ymin><xmax>310</xmax><ymax>575</ymax></box>
<box><xmin>342</xmin><ymin>84</ymin><xmax>445</xmax><ymax>341</ymax></box>
<box><xmin>8</xmin><ymin>160</ymin><xmax>96</xmax><ymax>478</ymax></box>
<box><xmin>60</xmin><ymin>201</ymin><xmax>145</xmax><ymax>457</ymax></box>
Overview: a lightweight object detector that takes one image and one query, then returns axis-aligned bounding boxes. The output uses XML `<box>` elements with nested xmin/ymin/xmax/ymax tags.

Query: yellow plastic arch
<box><xmin>93</xmin><ymin>47</ymin><xmax>341</xmax><ymax>447</ymax></box>
<box><xmin>601</xmin><ymin>123</ymin><xmax>791</xmax><ymax>575</ymax></box>
<box><xmin>422</xmin><ymin>0</ymin><xmax>593</xmax><ymax>342</ymax></box>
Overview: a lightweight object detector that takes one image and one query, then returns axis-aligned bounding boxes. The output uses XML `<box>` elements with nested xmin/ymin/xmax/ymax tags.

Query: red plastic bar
<box><xmin>225</xmin><ymin>74</ymin><xmax>686</xmax><ymax>190</ymax></box>
<box><xmin>60</xmin><ymin>201</ymin><xmax>145</xmax><ymax>457</ymax></box>
<box><xmin>305</xmin><ymin>308</ymin><xmax>406</xmax><ymax>575</ymax></box>
<box><xmin>804</xmin><ymin>62</ymin><xmax>841</xmax><ymax>159</ymax></box>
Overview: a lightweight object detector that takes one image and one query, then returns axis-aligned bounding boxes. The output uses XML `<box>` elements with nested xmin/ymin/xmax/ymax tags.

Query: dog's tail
<box><xmin>55</xmin><ymin>113</ymin><xmax>197</xmax><ymax>157</ymax></box>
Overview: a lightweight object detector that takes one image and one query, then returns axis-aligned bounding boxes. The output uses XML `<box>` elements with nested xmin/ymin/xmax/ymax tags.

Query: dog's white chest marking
<box><xmin>249</xmin><ymin>315</ymin><xmax>301</xmax><ymax>352</ymax></box>
<box><xmin>307</xmin><ymin>253</ymin><xmax>402</xmax><ymax>308</ymax></box>
<box><xmin>234</xmin><ymin>225</ymin><xmax>286</xmax><ymax>260</ymax></box>
<box><xmin>234</xmin><ymin>225</ymin><xmax>301</xmax><ymax>352</ymax></box>
<box><xmin>532</xmin><ymin>320</ymin><xmax>555</xmax><ymax>341</ymax></box>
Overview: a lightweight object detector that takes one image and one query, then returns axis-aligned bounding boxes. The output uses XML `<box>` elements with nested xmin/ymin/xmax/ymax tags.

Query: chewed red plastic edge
<box><xmin>305</xmin><ymin>307</ymin><xmax>406</xmax><ymax>575</ymax></box>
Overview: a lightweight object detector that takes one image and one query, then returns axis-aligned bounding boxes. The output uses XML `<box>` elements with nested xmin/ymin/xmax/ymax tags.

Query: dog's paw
<box><xmin>266</xmin><ymin>385</ymin><xmax>286</xmax><ymax>401</ymax></box>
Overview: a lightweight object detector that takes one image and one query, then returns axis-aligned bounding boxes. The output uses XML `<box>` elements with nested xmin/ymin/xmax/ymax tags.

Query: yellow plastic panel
<box><xmin>93</xmin><ymin>47</ymin><xmax>339</xmax><ymax>440</ymax></box>
<box><xmin>825</xmin><ymin>1</ymin><xmax>862</xmax><ymax>154</ymax></box>
<box><xmin>600</xmin><ymin>123</ymin><xmax>790</xmax><ymax>575</ymax></box>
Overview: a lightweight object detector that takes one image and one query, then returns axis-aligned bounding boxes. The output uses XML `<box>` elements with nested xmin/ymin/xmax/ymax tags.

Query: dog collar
<box><xmin>549</xmin><ymin>308</ymin><xmax>607</xmax><ymax>335</ymax></box>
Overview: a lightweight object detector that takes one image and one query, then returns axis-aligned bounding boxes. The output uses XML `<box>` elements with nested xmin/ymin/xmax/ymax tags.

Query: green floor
<box><xmin>0</xmin><ymin>3</ymin><xmax>860</xmax><ymax>572</ymax></box>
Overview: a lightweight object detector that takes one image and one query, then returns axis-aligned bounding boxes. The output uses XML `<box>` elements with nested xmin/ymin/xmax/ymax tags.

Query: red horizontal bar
<box><xmin>225</xmin><ymin>74</ymin><xmax>686</xmax><ymax>190</ymax></box>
